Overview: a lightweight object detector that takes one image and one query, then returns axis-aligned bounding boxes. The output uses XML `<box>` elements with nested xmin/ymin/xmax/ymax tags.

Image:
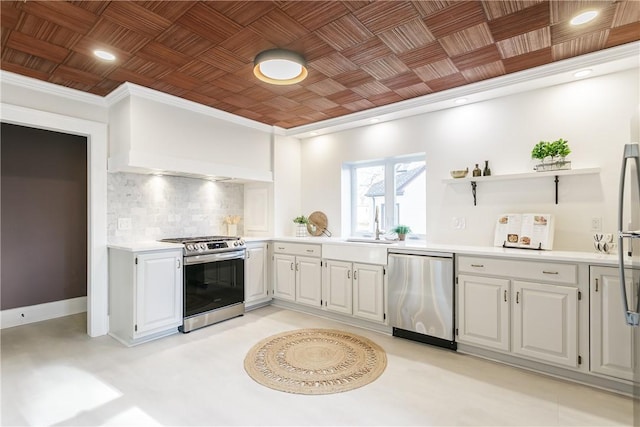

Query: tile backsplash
<box><xmin>108</xmin><ymin>173</ymin><xmax>243</xmax><ymax>243</ymax></box>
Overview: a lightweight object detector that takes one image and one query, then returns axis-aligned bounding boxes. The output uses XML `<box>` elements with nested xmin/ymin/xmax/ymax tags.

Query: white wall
<box><xmin>299</xmin><ymin>68</ymin><xmax>639</xmax><ymax>251</ymax></box>
<box><xmin>273</xmin><ymin>134</ymin><xmax>302</xmax><ymax>236</ymax></box>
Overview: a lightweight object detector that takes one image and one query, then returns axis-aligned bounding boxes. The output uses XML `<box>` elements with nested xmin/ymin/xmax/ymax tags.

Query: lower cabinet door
<box><xmin>295</xmin><ymin>256</ymin><xmax>322</xmax><ymax>307</ymax></box>
<box><xmin>352</xmin><ymin>263</ymin><xmax>384</xmax><ymax>322</ymax></box>
<box><xmin>590</xmin><ymin>266</ymin><xmax>636</xmax><ymax>381</ymax></box>
<box><xmin>457</xmin><ymin>274</ymin><xmax>510</xmax><ymax>351</ymax></box>
<box><xmin>273</xmin><ymin>254</ymin><xmax>296</xmax><ymax>301</ymax></box>
<box><xmin>245</xmin><ymin>244</ymin><xmax>268</xmax><ymax>303</ymax></box>
<box><xmin>512</xmin><ymin>280</ymin><xmax>578</xmax><ymax>368</ymax></box>
<box><xmin>135</xmin><ymin>251</ymin><xmax>182</xmax><ymax>337</ymax></box>
<box><xmin>324</xmin><ymin>260</ymin><xmax>353</xmax><ymax>315</ymax></box>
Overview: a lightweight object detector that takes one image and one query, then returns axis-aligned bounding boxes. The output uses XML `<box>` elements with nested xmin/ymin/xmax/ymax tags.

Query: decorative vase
<box><xmin>227</xmin><ymin>223</ymin><xmax>237</xmax><ymax>236</ymax></box>
<box><xmin>296</xmin><ymin>224</ymin><xmax>307</xmax><ymax>237</ymax></box>
<box><xmin>398</xmin><ymin>233</ymin><xmax>406</xmax><ymax>241</ymax></box>
<box><xmin>472</xmin><ymin>164</ymin><xmax>481</xmax><ymax>177</ymax></box>
<box><xmin>483</xmin><ymin>160</ymin><xmax>491</xmax><ymax>176</ymax></box>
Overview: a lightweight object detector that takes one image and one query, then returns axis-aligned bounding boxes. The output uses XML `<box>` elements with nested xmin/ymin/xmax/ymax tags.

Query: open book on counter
<box><xmin>493</xmin><ymin>213</ymin><xmax>555</xmax><ymax>250</ymax></box>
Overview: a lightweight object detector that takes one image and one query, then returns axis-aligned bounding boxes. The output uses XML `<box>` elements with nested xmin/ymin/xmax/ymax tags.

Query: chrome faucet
<box><xmin>374</xmin><ymin>209</ymin><xmax>383</xmax><ymax>240</ymax></box>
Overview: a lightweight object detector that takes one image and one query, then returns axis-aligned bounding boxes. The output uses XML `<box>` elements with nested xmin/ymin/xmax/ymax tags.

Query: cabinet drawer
<box><xmin>273</xmin><ymin>242</ymin><xmax>321</xmax><ymax>257</ymax></box>
<box><xmin>458</xmin><ymin>256</ymin><xmax>577</xmax><ymax>285</ymax></box>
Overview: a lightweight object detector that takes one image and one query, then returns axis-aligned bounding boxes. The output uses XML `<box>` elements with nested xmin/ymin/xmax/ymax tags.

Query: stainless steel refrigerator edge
<box><xmin>387</xmin><ymin>250</ymin><xmax>456</xmax><ymax>350</ymax></box>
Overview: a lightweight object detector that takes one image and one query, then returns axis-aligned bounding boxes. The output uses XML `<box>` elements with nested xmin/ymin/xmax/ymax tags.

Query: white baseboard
<box><xmin>1</xmin><ymin>297</ymin><xmax>87</xmax><ymax>329</ymax></box>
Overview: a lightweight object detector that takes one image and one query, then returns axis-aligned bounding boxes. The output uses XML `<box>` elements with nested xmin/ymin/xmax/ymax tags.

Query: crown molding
<box><xmin>0</xmin><ymin>70</ymin><xmax>106</xmax><ymax>107</ymax></box>
<box><xmin>286</xmin><ymin>41</ymin><xmax>640</xmax><ymax>138</ymax></box>
<box><xmin>104</xmin><ymin>82</ymin><xmax>274</xmax><ymax>134</ymax></box>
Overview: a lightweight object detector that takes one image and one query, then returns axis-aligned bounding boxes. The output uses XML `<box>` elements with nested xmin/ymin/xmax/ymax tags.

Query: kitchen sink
<box><xmin>345</xmin><ymin>238</ymin><xmax>396</xmax><ymax>244</ymax></box>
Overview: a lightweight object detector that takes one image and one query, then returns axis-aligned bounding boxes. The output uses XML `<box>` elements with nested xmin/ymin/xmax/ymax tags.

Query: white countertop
<box><xmin>108</xmin><ymin>236</ymin><xmax>637</xmax><ymax>267</ymax></box>
<box><xmin>264</xmin><ymin>236</ymin><xmax>636</xmax><ymax>267</ymax></box>
<box><xmin>107</xmin><ymin>241</ymin><xmax>184</xmax><ymax>252</ymax></box>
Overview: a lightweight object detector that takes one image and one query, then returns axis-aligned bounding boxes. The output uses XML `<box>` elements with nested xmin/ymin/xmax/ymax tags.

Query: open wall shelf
<box><xmin>442</xmin><ymin>167</ymin><xmax>601</xmax><ymax>206</ymax></box>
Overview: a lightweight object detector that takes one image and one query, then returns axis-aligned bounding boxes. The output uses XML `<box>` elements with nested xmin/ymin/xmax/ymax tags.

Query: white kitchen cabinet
<box><xmin>323</xmin><ymin>260</ymin><xmax>385</xmax><ymax>322</ymax></box>
<box><xmin>245</xmin><ymin>242</ymin><xmax>269</xmax><ymax>307</ymax></box>
<box><xmin>352</xmin><ymin>263</ymin><xmax>385</xmax><ymax>322</ymax></box>
<box><xmin>272</xmin><ymin>242</ymin><xmax>322</xmax><ymax>307</ymax></box>
<box><xmin>457</xmin><ymin>274</ymin><xmax>510</xmax><ymax>351</ymax></box>
<box><xmin>590</xmin><ymin>266</ymin><xmax>637</xmax><ymax>381</ymax></box>
<box><xmin>109</xmin><ymin>247</ymin><xmax>183</xmax><ymax>346</ymax></box>
<box><xmin>273</xmin><ymin>253</ymin><xmax>296</xmax><ymax>301</ymax></box>
<box><xmin>456</xmin><ymin>255</ymin><xmax>583</xmax><ymax>369</ymax></box>
<box><xmin>295</xmin><ymin>256</ymin><xmax>322</xmax><ymax>307</ymax></box>
<box><xmin>512</xmin><ymin>280</ymin><xmax>578</xmax><ymax>368</ymax></box>
<box><xmin>324</xmin><ymin>260</ymin><xmax>353</xmax><ymax>315</ymax></box>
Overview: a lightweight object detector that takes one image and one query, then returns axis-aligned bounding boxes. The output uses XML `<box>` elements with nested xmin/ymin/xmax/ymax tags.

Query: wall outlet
<box><xmin>118</xmin><ymin>217</ymin><xmax>132</xmax><ymax>230</ymax></box>
<box><xmin>590</xmin><ymin>217</ymin><xmax>602</xmax><ymax>232</ymax></box>
<box><xmin>452</xmin><ymin>216</ymin><xmax>466</xmax><ymax>230</ymax></box>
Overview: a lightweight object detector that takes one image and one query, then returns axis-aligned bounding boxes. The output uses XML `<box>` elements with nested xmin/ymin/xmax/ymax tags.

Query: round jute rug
<box><xmin>244</xmin><ymin>328</ymin><xmax>387</xmax><ymax>395</ymax></box>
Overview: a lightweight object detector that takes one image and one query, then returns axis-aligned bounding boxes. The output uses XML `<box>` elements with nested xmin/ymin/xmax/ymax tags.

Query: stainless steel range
<box><xmin>160</xmin><ymin>236</ymin><xmax>245</xmax><ymax>333</ymax></box>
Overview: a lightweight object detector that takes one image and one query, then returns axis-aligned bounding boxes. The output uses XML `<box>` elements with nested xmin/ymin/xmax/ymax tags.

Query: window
<box><xmin>345</xmin><ymin>154</ymin><xmax>426</xmax><ymax>238</ymax></box>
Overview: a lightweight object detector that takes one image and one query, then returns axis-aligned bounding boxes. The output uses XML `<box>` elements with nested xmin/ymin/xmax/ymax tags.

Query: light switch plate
<box><xmin>118</xmin><ymin>217</ymin><xmax>132</xmax><ymax>230</ymax></box>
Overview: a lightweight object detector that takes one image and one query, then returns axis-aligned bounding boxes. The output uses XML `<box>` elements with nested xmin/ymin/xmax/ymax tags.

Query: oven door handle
<box><xmin>184</xmin><ymin>251</ymin><xmax>245</xmax><ymax>265</ymax></box>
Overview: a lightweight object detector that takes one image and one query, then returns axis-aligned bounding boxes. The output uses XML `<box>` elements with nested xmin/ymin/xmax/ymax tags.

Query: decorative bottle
<box><xmin>483</xmin><ymin>160</ymin><xmax>491</xmax><ymax>176</ymax></box>
<box><xmin>472</xmin><ymin>164</ymin><xmax>481</xmax><ymax>177</ymax></box>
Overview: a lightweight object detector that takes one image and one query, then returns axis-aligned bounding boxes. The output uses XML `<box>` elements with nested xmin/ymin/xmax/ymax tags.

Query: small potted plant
<box><xmin>531</xmin><ymin>138</ymin><xmax>571</xmax><ymax>171</ymax></box>
<box><xmin>293</xmin><ymin>215</ymin><xmax>309</xmax><ymax>237</ymax></box>
<box><xmin>391</xmin><ymin>225</ymin><xmax>411</xmax><ymax>241</ymax></box>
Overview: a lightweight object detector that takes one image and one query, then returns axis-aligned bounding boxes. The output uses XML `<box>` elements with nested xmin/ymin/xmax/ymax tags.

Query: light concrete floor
<box><xmin>1</xmin><ymin>305</ymin><xmax>634</xmax><ymax>426</ymax></box>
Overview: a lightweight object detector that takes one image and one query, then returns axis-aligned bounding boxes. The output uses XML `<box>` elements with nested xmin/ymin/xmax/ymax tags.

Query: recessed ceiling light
<box><xmin>310</xmin><ymin>132</ymin><xmax>318</xmax><ymax>136</ymax></box>
<box><xmin>573</xmin><ymin>69</ymin><xmax>592</xmax><ymax>78</ymax></box>
<box><xmin>455</xmin><ymin>98</ymin><xmax>468</xmax><ymax>105</ymax></box>
<box><xmin>93</xmin><ymin>49</ymin><xmax>116</xmax><ymax>61</ymax></box>
<box><xmin>254</xmin><ymin>49</ymin><xmax>308</xmax><ymax>85</ymax></box>
<box><xmin>570</xmin><ymin>10</ymin><xmax>598</xmax><ymax>25</ymax></box>
<box><xmin>370</xmin><ymin>118</ymin><xmax>379</xmax><ymax>123</ymax></box>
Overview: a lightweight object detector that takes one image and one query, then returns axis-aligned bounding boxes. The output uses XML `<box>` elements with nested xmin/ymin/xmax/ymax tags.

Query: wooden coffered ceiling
<box><xmin>1</xmin><ymin>1</ymin><xmax>639</xmax><ymax>129</ymax></box>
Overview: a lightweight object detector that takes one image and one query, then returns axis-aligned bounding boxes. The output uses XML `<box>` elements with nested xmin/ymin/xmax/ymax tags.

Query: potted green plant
<box><xmin>531</xmin><ymin>138</ymin><xmax>571</xmax><ymax>171</ymax></box>
<box><xmin>531</xmin><ymin>141</ymin><xmax>550</xmax><ymax>161</ymax></box>
<box><xmin>293</xmin><ymin>215</ymin><xmax>309</xmax><ymax>237</ymax></box>
<box><xmin>391</xmin><ymin>225</ymin><xmax>411</xmax><ymax>241</ymax></box>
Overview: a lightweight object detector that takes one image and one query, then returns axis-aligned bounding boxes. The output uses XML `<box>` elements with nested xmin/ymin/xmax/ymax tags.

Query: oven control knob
<box><xmin>233</xmin><ymin>241</ymin><xmax>238</xmax><ymax>246</ymax></box>
<box><xmin>186</xmin><ymin>244</ymin><xmax>194</xmax><ymax>251</ymax></box>
<box><xmin>199</xmin><ymin>243</ymin><xmax>207</xmax><ymax>250</ymax></box>
<box><xmin>239</xmin><ymin>239</ymin><xmax>245</xmax><ymax>246</ymax></box>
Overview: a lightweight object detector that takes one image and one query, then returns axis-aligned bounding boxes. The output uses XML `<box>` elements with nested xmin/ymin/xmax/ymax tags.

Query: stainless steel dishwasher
<box><xmin>387</xmin><ymin>249</ymin><xmax>456</xmax><ymax>350</ymax></box>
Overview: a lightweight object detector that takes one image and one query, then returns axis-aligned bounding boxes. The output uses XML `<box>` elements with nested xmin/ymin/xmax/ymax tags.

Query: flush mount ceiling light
<box><xmin>253</xmin><ymin>49</ymin><xmax>308</xmax><ymax>85</ymax></box>
<box><xmin>455</xmin><ymin>98</ymin><xmax>468</xmax><ymax>105</ymax></box>
<box><xmin>93</xmin><ymin>49</ymin><xmax>116</xmax><ymax>61</ymax></box>
<box><xmin>570</xmin><ymin>10</ymin><xmax>598</xmax><ymax>25</ymax></box>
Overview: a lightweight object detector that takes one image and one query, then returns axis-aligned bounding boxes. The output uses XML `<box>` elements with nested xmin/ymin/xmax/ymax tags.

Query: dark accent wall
<box><xmin>1</xmin><ymin>123</ymin><xmax>87</xmax><ymax>310</ymax></box>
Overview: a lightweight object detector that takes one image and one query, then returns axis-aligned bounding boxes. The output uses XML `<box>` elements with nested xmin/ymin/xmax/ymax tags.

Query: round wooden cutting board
<box><xmin>307</xmin><ymin>211</ymin><xmax>328</xmax><ymax>236</ymax></box>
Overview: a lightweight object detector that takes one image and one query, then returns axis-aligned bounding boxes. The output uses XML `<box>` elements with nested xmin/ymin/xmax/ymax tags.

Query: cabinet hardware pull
<box><xmin>542</xmin><ymin>271</ymin><xmax>559</xmax><ymax>275</ymax></box>
<box><xmin>295</xmin><ymin>262</ymin><xmax>299</xmax><ymax>271</ymax></box>
<box><xmin>306</xmin><ymin>249</ymin><xmax>314</xmax><ymax>253</ymax></box>
<box><xmin>347</xmin><ymin>270</ymin><xmax>351</xmax><ymax>279</ymax></box>
<box><xmin>516</xmin><ymin>291</ymin><xmax>520</xmax><ymax>304</ymax></box>
<box><xmin>504</xmin><ymin>290</ymin><xmax>507</xmax><ymax>302</ymax></box>
<box><xmin>595</xmin><ymin>278</ymin><xmax>598</xmax><ymax>292</ymax></box>
<box><xmin>290</xmin><ymin>262</ymin><xmax>294</xmax><ymax>271</ymax></box>
<box><xmin>354</xmin><ymin>270</ymin><xmax>358</xmax><ymax>280</ymax></box>
<box><xmin>471</xmin><ymin>264</ymin><xmax>484</xmax><ymax>268</ymax></box>
<box><xmin>278</xmin><ymin>246</ymin><xmax>285</xmax><ymax>250</ymax></box>
<box><xmin>176</xmin><ymin>259</ymin><xmax>181</xmax><ymax>269</ymax></box>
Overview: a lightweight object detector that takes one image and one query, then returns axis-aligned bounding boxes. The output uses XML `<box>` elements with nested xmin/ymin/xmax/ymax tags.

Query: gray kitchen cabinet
<box><xmin>245</xmin><ymin>242</ymin><xmax>270</xmax><ymax>307</ymax></box>
<box><xmin>108</xmin><ymin>247</ymin><xmax>183</xmax><ymax>346</ymax></box>
<box><xmin>590</xmin><ymin>266</ymin><xmax>637</xmax><ymax>381</ymax></box>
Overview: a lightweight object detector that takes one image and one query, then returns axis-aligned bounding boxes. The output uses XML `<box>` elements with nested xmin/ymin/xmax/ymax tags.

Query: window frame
<box><xmin>345</xmin><ymin>153</ymin><xmax>426</xmax><ymax>239</ymax></box>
